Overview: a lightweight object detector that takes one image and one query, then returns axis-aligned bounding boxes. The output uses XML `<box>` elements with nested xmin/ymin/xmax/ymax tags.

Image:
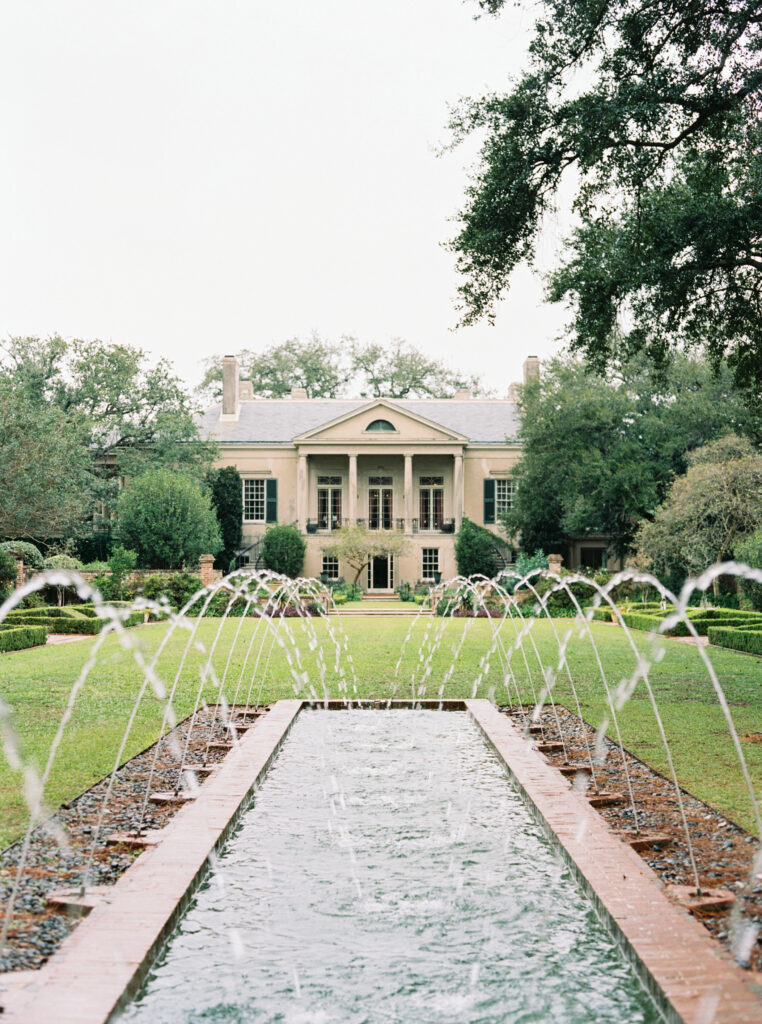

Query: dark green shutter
<box><xmin>265</xmin><ymin>479</ymin><xmax>278</xmax><ymax>523</ymax></box>
<box><xmin>483</xmin><ymin>478</ymin><xmax>495</xmax><ymax>524</ymax></box>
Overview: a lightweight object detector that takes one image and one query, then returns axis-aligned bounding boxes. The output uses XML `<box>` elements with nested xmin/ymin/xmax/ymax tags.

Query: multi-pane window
<box><xmin>422</xmin><ymin>548</ymin><xmax>439</xmax><ymax>578</ymax></box>
<box><xmin>495</xmin><ymin>478</ymin><xmax>515</xmax><ymax>517</ymax></box>
<box><xmin>317</xmin><ymin>475</ymin><xmax>342</xmax><ymax>530</ymax></box>
<box><xmin>368</xmin><ymin>476</ymin><xmax>393</xmax><ymax>529</ymax></box>
<box><xmin>321</xmin><ymin>555</ymin><xmax>340</xmax><ymax>579</ymax></box>
<box><xmin>419</xmin><ymin>476</ymin><xmax>444</xmax><ymax>531</ymax></box>
<box><xmin>243</xmin><ymin>478</ymin><xmax>266</xmax><ymax>521</ymax></box>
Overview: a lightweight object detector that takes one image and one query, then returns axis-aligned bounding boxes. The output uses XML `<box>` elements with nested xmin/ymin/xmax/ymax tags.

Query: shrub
<box><xmin>0</xmin><ymin>549</ymin><xmax>17</xmax><ymax>600</ymax></box>
<box><xmin>116</xmin><ymin>469</ymin><xmax>222</xmax><ymax>569</ymax></box>
<box><xmin>0</xmin><ymin>541</ymin><xmax>43</xmax><ymax>570</ymax></box>
<box><xmin>0</xmin><ymin>625</ymin><xmax>47</xmax><ymax>652</ymax></box>
<box><xmin>42</xmin><ymin>553</ymin><xmax>84</xmax><ymax>570</ymax></box>
<box><xmin>261</xmin><ymin>525</ymin><xmax>306</xmax><ymax>578</ymax></box>
<box><xmin>91</xmin><ymin>546</ymin><xmax>138</xmax><ymax>601</ymax></box>
<box><xmin>139</xmin><ymin>571</ymin><xmax>204</xmax><ymax>611</ymax></box>
<box><xmin>455</xmin><ymin>518</ymin><xmax>499</xmax><ymax>578</ymax></box>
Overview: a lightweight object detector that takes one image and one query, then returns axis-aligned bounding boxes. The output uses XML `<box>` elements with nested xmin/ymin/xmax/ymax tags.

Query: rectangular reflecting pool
<box><xmin>121</xmin><ymin>710</ymin><xmax>663</xmax><ymax>1023</ymax></box>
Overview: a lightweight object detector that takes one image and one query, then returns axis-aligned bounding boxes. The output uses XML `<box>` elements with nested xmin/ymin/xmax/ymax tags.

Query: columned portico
<box><xmin>403</xmin><ymin>453</ymin><xmax>413</xmax><ymax>532</ymax></box>
<box><xmin>348</xmin><ymin>453</ymin><xmax>358</xmax><ymax>522</ymax></box>
<box><xmin>453</xmin><ymin>453</ymin><xmax>464</xmax><ymax>531</ymax></box>
<box><xmin>297</xmin><ymin>454</ymin><xmax>308</xmax><ymax>532</ymax></box>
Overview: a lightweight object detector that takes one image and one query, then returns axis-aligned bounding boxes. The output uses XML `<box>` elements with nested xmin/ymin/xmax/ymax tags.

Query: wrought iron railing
<box><xmin>412</xmin><ymin>518</ymin><xmax>455</xmax><ymax>534</ymax></box>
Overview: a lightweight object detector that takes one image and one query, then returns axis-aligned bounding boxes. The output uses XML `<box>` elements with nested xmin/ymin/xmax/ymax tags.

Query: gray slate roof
<box><xmin>197</xmin><ymin>398</ymin><xmax>520</xmax><ymax>444</ymax></box>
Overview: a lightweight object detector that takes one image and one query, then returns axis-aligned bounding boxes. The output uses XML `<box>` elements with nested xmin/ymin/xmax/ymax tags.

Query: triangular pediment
<box><xmin>293</xmin><ymin>399</ymin><xmax>467</xmax><ymax>443</ymax></box>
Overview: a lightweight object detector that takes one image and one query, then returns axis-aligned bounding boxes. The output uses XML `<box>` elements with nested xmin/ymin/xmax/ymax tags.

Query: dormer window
<box><xmin>366</xmin><ymin>419</ymin><xmax>396</xmax><ymax>432</ymax></box>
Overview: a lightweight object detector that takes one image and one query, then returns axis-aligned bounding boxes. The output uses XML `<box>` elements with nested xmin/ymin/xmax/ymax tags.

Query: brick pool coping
<box><xmin>1</xmin><ymin>698</ymin><xmax>760</xmax><ymax>1023</ymax></box>
<box><xmin>0</xmin><ymin>700</ymin><xmax>303</xmax><ymax>1024</ymax></box>
<box><xmin>466</xmin><ymin>700</ymin><xmax>762</xmax><ymax>1024</ymax></box>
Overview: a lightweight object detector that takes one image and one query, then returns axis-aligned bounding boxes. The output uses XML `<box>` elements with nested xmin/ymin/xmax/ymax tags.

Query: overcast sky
<box><xmin>1</xmin><ymin>0</ymin><xmax>570</xmax><ymax>397</ymax></box>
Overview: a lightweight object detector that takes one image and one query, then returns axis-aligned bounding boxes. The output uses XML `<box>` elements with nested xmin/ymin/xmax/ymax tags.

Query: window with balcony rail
<box><xmin>419</xmin><ymin>476</ymin><xmax>444</xmax><ymax>531</ymax></box>
<box><xmin>317</xmin><ymin>476</ymin><xmax>342</xmax><ymax>529</ymax></box>
<box><xmin>368</xmin><ymin>478</ymin><xmax>393</xmax><ymax>529</ymax></box>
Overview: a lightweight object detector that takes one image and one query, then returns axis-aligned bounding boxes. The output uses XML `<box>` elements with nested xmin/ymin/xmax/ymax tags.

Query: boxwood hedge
<box><xmin>707</xmin><ymin>627</ymin><xmax>762</xmax><ymax>656</ymax></box>
<box><xmin>0</xmin><ymin>625</ymin><xmax>48</xmax><ymax>653</ymax></box>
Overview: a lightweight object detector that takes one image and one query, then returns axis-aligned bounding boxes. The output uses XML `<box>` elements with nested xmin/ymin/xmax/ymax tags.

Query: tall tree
<box><xmin>635</xmin><ymin>435</ymin><xmax>762</xmax><ymax>586</ymax></box>
<box><xmin>200</xmin><ymin>336</ymin><xmax>488</xmax><ymax>401</ymax></box>
<box><xmin>450</xmin><ymin>1</ymin><xmax>762</xmax><ymax>394</ymax></box>
<box><xmin>503</xmin><ymin>354</ymin><xmax>758</xmax><ymax>558</ymax></box>
<box><xmin>350</xmin><ymin>339</ymin><xmax>487</xmax><ymax>398</ymax></box>
<box><xmin>199</xmin><ymin>334</ymin><xmax>351</xmax><ymax>401</ymax></box>
<box><xmin>1</xmin><ymin>336</ymin><xmax>216</xmax><ymax>509</ymax></box>
<box><xmin>0</xmin><ymin>382</ymin><xmax>94</xmax><ymax>542</ymax></box>
<box><xmin>207</xmin><ymin>466</ymin><xmax>243</xmax><ymax>571</ymax></box>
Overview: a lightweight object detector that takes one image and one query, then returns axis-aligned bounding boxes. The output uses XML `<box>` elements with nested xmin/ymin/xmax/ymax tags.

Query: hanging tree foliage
<box><xmin>449</xmin><ymin>1</ymin><xmax>762</xmax><ymax>396</ymax></box>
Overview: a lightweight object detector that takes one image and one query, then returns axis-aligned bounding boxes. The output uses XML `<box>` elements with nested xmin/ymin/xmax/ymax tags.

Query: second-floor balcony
<box><xmin>307</xmin><ymin>516</ymin><xmax>456</xmax><ymax>535</ymax></box>
<box><xmin>306</xmin><ymin>516</ymin><xmax>349</xmax><ymax>533</ymax></box>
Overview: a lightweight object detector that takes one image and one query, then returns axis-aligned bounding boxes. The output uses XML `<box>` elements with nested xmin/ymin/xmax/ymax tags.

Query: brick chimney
<box><xmin>523</xmin><ymin>355</ymin><xmax>540</xmax><ymax>385</ymax></box>
<box><xmin>221</xmin><ymin>355</ymin><xmax>240</xmax><ymax>419</ymax></box>
<box><xmin>453</xmin><ymin>388</ymin><xmax>471</xmax><ymax>400</ymax></box>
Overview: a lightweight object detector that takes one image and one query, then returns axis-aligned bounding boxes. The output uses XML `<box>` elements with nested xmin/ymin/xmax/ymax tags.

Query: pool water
<box><xmin>121</xmin><ymin>710</ymin><xmax>663</xmax><ymax>1023</ymax></box>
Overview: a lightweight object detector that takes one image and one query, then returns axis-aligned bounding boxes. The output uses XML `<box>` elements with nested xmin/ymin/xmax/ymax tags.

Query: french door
<box><xmin>368</xmin><ymin>476</ymin><xmax>393</xmax><ymax>530</ymax></box>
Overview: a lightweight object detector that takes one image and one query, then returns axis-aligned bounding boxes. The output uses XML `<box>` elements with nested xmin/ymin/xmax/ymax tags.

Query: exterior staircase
<box><xmin>334</xmin><ymin>596</ymin><xmax>430</xmax><ymax>617</ymax></box>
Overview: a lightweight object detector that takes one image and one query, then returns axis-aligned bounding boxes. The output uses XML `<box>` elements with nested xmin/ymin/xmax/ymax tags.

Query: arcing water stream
<box><xmin>0</xmin><ymin>563</ymin><xmax>761</xmax><ymax>1014</ymax></box>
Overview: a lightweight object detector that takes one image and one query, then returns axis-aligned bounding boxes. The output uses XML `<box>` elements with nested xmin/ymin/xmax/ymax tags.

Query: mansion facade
<box><xmin>198</xmin><ymin>356</ymin><xmax>612</xmax><ymax>589</ymax></box>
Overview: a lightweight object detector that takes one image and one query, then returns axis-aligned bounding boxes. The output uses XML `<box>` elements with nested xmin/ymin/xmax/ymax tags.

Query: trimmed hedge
<box><xmin>708</xmin><ymin>627</ymin><xmax>762</xmax><ymax>656</ymax></box>
<box><xmin>620</xmin><ymin>610</ymin><xmax>762</xmax><ymax>636</ymax></box>
<box><xmin>0</xmin><ymin>625</ymin><xmax>48</xmax><ymax>653</ymax></box>
<box><xmin>0</xmin><ymin>611</ymin><xmax>143</xmax><ymax>635</ymax></box>
<box><xmin>590</xmin><ymin>607</ymin><xmax>613</xmax><ymax>622</ymax></box>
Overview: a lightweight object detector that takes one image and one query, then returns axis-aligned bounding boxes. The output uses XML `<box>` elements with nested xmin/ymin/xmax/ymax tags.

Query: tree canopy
<box><xmin>502</xmin><ymin>353</ymin><xmax>758</xmax><ymax>558</ymax></box>
<box><xmin>635</xmin><ymin>435</ymin><xmax>762</xmax><ymax>583</ymax></box>
<box><xmin>199</xmin><ymin>335</ymin><xmax>487</xmax><ymax>401</ymax></box>
<box><xmin>450</xmin><ymin>1</ymin><xmax>762</xmax><ymax>393</ymax></box>
<box><xmin>1</xmin><ymin>336</ymin><xmax>216</xmax><ymax>513</ymax></box>
<box><xmin>0</xmin><ymin>381</ymin><xmax>94</xmax><ymax>542</ymax></box>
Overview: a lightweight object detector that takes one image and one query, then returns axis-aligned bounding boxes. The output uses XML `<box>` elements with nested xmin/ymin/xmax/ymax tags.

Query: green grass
<box><xmin>0</xmin><ymin>615</ymin><xmax>760</xmax><ymax>846</ymax></box>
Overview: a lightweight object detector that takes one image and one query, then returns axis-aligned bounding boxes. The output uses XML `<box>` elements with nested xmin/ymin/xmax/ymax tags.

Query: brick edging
<box><xmin>466</xmin><ymin>700</ymin><xmax>762</xmax><ymax>1024</ymax></box>
<box><xmin>1</xmin><ymin>700</ymin><xmax>303</xmax><ymax>1024</ymax></box>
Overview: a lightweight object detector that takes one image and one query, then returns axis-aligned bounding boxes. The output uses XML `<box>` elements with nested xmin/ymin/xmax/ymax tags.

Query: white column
<box><xmin>404</xmin><ymin>454</ymin><xmax>413</xmax><ymax>533</ymax></box>
<box><xmin>454</xmin><ymin>453</ymin><xmax>464</xmax><ymax>531</ymax></box>
<box><xmin>348</xmin><ymin>453</ymin><xmax>357</xmax><ymax>523</ymax></box>
<box><xmin>297</xmin><ymin>454</ymin><xmax>308</xmax><ymax>532</ymax></box>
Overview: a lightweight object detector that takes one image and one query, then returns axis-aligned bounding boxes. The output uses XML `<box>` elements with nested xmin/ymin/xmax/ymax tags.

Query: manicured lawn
<box><xmin>0</xmin><ymin>615</ymin><xmax>760</xmax><ymax>846</ymax></box>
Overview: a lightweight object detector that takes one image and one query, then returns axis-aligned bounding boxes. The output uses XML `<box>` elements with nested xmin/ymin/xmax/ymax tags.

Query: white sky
<box><xmin>1</xmin><ymin>0</ymin><xmax>570</xmax><ymax>396</ymax></box>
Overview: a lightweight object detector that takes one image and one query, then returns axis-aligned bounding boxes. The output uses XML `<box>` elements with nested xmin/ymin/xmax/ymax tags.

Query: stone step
<box><xmin>332</xmin><ymin>609</ymin><xmax>430</xmax><ymax>616</ymax></box>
